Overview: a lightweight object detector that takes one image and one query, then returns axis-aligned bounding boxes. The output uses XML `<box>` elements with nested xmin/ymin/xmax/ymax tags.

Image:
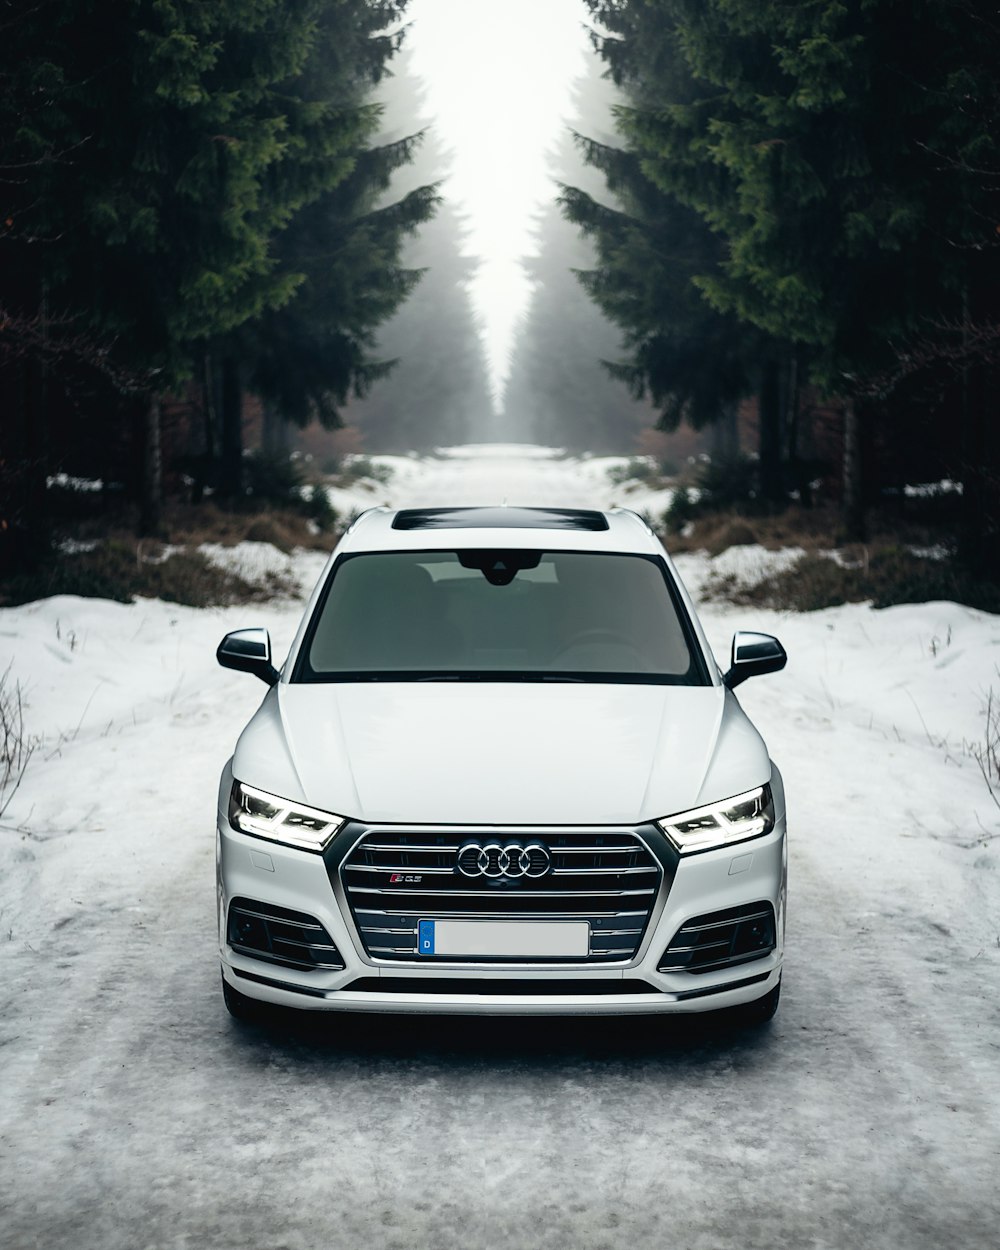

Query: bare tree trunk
<box><xmin>758</xmin><ymin>360</ymin><xmax>783</xmax><ymax>506</ymax></box>
<box><xmin>709</xmin><ymin>401</ymin><xmax>740</xmax><ymax>460</ymax></box>
<box><xmin>200</xmin><ymin>353</ymin><xmax>218</xmax><ymax>464</ymax></box>
<box><xmin>218</xmin><ymin>356</ymin><xmax>243</xmax><ymax>500</ymax></box>
<box><xmin>261</xmin><ymin>403</ymin><xmax>290</xmax><ymax>458</ymax></box>
<box><xmin>842</xmin><ymin>398</ymin><xmax>865</xmax><ymax>542</ymax></box>
<box><xmin>139</xmin><ymin>394</ymin><xmax>163</xmax><ymax>537</ymax></box>
<box><xmin>785</xmin><ymin>355</ymin><xmax>812</xmax><ymax>508</ymax></box>
<box><xmin>959</xmin><ymin>364</ymin><xmax>989</xmax><ymax>574</ymax></box>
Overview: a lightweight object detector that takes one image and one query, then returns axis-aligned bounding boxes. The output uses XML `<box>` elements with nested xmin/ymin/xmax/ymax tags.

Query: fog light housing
<box><xmin>732</xmin><ymin>914</ymin><xmax>775</xmax><ymax>957</ymax></box>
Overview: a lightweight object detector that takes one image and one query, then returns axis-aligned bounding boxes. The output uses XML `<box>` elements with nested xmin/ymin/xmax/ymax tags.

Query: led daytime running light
<box><xmin>229</xmin><ymin>781</ymin><xmax>345</xmax><ymax>852</ymax></box>
<box><xmin>658</xmin><ymin>784</ymin><xmax>774</xmax><ymax>855</ymax></box>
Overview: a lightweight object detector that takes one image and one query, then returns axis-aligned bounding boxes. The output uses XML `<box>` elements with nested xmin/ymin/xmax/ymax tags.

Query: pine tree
<box><xmin>619</xmin><ymin>0</ymin><xmax>1000</xmax><ymax>547</ymax></box>
<box><xmin>1</xmin><ymin>0</ymin><xmax>354</xmax><ymax>535</ymax></box>
<box><xmin>337</xmin><ymin>52</ymin><xmax>495</xmax><ymax>451</ymax></box>
<box><xmin>503</xmin><ymin>62</ymin><xmax>658</xmax><ymax>452</ymax></box>
<box><xmin>221</xmin><ymin>11</ymin><xmax>450</xmax><ymax>477</ymax></box>
<box><xmin>559</xmin><ymin>8</ymin><xmax>780</xmax><ymax>482</ymax></box>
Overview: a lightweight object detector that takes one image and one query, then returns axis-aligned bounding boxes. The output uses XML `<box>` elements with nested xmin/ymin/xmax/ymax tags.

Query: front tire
<box><xmin>222</xmin><ymin>973</ymin><xmax>269</xmax><ymax>1023</ymax></box>
<box><xmin>721</xmin><ymin>977</ymin><xmax>780</xmax><ymax>1028</ymax></box>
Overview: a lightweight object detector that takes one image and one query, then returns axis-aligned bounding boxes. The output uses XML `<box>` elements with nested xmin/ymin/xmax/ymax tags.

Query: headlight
<box><xmin>228</xmin><ymin>781</ymin><xmax>346</xmax><ymax>852</ymax></box>
<box><xmin>657</xmin><ymin>784</ymin><xmax>775</xmax><ymax>855</ymax></box>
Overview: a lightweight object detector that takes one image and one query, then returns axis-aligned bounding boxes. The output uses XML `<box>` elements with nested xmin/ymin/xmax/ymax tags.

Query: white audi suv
<box><xmin>216</xmin><ymin>506</ymin><xmax>787</xmax><ymax>1023</ymax></box>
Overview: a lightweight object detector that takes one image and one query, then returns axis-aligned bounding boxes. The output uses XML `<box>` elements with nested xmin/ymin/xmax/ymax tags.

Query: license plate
<box><xmin>417</xmin><ymin>919</ymin><xmax>590</xmax><ymax>958</ymax></box>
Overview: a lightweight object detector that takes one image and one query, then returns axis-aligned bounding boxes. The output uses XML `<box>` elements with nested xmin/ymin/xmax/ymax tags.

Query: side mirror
<box><xmin>723</xmin><ymin>631</ymin><xmax>787</xmax><ymax>690</ymax></box>
<box><xmin>217</xmin><ymin>628</ymin><xmax>279</xmax><ymax>687</ymax></box>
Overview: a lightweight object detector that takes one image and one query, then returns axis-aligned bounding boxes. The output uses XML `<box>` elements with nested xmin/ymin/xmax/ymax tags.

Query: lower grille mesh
<box><xmin>340</xmin><ymin>828</ymin><xmax>662</xmax><ymax>964</ymax></box>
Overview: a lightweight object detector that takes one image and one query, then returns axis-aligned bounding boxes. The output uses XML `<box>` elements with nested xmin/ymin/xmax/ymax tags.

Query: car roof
<box><xmin>336</xmin><ymin>505</ymin><xmax>663</xmax><ymax>556</ymax></box>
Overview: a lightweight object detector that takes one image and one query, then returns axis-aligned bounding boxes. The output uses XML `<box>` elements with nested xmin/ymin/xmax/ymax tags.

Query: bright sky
<box><xmin>404</xmin><ymin>0</ymin><xmax>591</xmax><ymax>404</ymax></box>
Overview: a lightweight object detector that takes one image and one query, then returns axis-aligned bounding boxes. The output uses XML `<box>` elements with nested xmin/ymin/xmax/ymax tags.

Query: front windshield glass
<box><xmin>295</xmin><ymin>549</ymin><xmax>708</xmax><ymax>685</ymax></box>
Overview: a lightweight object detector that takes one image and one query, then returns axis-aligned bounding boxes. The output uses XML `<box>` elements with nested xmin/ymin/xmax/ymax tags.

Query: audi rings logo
<box><xmin>456</xmin><ymin>840</ymin><xmax>551</xmax><ymax>879</ymax></box>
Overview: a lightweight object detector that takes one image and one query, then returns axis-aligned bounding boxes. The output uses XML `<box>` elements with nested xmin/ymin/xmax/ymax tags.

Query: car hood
<box><xmin>232</xmin><ymin>681</ymin><xmax>771</xmax><ymax>826</ymax></box>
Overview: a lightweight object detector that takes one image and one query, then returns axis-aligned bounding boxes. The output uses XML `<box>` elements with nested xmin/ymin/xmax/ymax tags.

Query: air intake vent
<box><xmin>227</xmin><ymin>898</ymin><xmax>344</xmax><ymax>971</ymax></box>
<box><xmin>658</xmin><ymin>902</ymin><xmax>775</xmax><ymax>974</ymax></box>
<box><xmin>391</xmin><ymin>507</ymin><xmax>609</xmax><ymax>532</ymax></box>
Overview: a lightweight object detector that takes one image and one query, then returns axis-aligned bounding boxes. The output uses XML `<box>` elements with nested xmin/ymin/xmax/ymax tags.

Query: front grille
<box><xmin>340</xmin><ymin>828</ymin><xmax>662</xmax><ymax>963</ymax></box>
<box><xmin>227</xmin><ymin>897</ymin><xmax>344</xmax><ymax>971</ymax></box>
<box><xmin>658</xmin><ymin>902</ymin><xmax>775</xmax><ymax>974</ymax></box>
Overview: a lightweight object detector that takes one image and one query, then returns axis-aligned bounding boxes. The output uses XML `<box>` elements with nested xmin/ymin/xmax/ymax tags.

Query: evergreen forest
<box><xmin>1</xmin><ymin>0</ymin><xmax>446</xmax><ymax>573</ymax></box>
<box><xmin>1</xmin><ymin>0</ymin><xmax>998</xmax><ymax>587</ymax></box>
<box><xmin>550</xmin><ymin>0</ymin><xmax>999</xmax><ymax>571</ymax></box>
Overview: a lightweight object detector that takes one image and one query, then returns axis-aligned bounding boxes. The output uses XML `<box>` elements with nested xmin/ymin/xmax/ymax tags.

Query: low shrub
<box><xmin>244</xmin><ymin>453</ymin><xmax>338</xmax><ymax>532</ymax></box>
<box><xmin>339</xmin><ymin>455</ymin><xmax>393</xmax><ymax>485</ymax></box>
<box><xmin>663</xmin><ymin>487</ymin><xmax>701</xmax><ymax>534</ymax></box>
<box><xmin>698</xmin><ymin>456</ymin><xmax>758</xmax><ymax>510</ymax></box>
<box><xmin>297</xmin><ymin>483</ymin><xmax>337</xmax><ymax>531</ymax></box>
<box><xmin>607</xmin><ymin>457</ymin><xmax>671</xmax><ymax>487</ymax></box>
<box><xmin>662</xmin><ymin>455</ymin><xmax>758</xmax><ymax>534</ymax></box>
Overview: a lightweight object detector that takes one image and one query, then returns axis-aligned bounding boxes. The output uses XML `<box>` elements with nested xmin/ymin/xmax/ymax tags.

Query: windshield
<box><xmin>294</xmin><ymin>549</ymin><xmax>709</xmax><ymax>685</ymax></box>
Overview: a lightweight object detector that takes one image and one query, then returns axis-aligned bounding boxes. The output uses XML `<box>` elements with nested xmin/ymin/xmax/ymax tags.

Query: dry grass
<box><xmin>0</xmin><ymin>500</ymin><xmax>339</xmax><ymax>608</ymax></box>
<box><xmin>966</xmin><ymin>685</ymin><xmax>1000</xmax><ymax>817</ymax></box>
<box><xmin>703</xmin><ymin>546</ymin><xmax>1000</xmax><ymax>613</ymax></box>
<box><xmin>669</xmin><ymin>504</ymin><xmax>854</xmax><ymax>554</ymax></box>
<box><xmin>0</xmin><ymin>665</ymin><xmax>37</xmax><ymax>819</ymax></box>
<box><xmin>68</xmin><ymin>501</ymin><xmax>337</xmax><ymax>553</ymax></box>
<box><xmin>665</xmin><ymin>504</ymin><xmax>999</xmax><ymax>613</ymax></box>
<box><xmin>0</xmin><ymin>540</ymin><xmax>299</xmax><ymax>608</ymax></box>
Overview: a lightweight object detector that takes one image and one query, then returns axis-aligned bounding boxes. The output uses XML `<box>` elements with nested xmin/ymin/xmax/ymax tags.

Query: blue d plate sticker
<box><xmin>418</xmin><ymin>920</ymin><xmax>435</xmax><ymax>955</ymax></box>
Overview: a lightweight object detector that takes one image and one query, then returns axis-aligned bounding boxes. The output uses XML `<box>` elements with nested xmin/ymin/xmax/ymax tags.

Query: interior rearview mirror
<box><xmin>217</xmin><ymin>628</ymin><xmax>279</xmax><ymax>687</ymax></box>
<box><xmin>723</xmin><ymin>631</ymin><xmax>787</xmax><ymax>690</ymax></box>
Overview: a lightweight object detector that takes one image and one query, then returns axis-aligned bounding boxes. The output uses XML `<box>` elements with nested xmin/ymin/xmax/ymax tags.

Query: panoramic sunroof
<box><xmin>391</xmin><ymin>506</ymin><xmax>610</xmax><ymax>532</ymax></box>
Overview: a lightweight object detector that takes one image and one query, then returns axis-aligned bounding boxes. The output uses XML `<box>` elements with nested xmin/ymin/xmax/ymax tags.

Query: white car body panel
<box><xmin>217</xmin><ymin>506</ymin><xmax>787</xmax><ymax>1020</ymax></box>
<box><xmin>232</xmin><ymin>681</ymin><xmax>768</xmax><ymax>826</ymax></box>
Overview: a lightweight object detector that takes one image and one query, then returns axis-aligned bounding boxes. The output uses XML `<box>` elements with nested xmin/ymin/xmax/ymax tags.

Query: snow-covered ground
<box><xmin>326</xmin><ymin>444</ymin><xmax>676</xmax><ymax>523</ymax></box>
<box><xmin>2</xmin><ymin>445</ymin><xmax>998</xmax><ymax>1250</ymax></box>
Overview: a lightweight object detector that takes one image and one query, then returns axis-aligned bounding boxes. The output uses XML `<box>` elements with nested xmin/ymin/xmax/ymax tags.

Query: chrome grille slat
<box><xmin>347</xmin><ymin>886</ymin><xmax>655</xmax><ymax>898</ymax></box>
<box><xmin>361</xmin><ymin>842</ymin><xmax>465</xmax><ymax>853</ymax></box>
<box><xmin>344</xmin><ymin>864</ymin><xmax>456</xmax><ymax>874</ymax></box>
<box><xmin>341</xmin><ymin>828</ymin><xmax>662</xmax><ymax>964</ymax></box>
<box><xmin>270</xmin><ymin>938</ymin><xmax>340</xmax><ymax>953</ymax></box>
<box><xmin>230</xmin><ymin>904</ymin><xmax>324</xmax><ymax>931</ymax></box>
<box><xmin>678</xmin><ymin>909</ymin><xmax>772</xmax><ymax>933</ymax></box>
<box><xmin>548</xmin><ymin>847</ymin><xmax>639</xmax><ymax>855</ymax></box>
<box><xmin>666</xmin><ymin>939</ymin><xmax>730</xmax><ymax>954</ymax></box>
<box><xmin>353</xmin><ymin>907</ymin><xmax>650</xmax><ymax>919</ymax></box>
<box><xmin>551</xmin><ymin>867</ymin><xmax>656</xmax><ymax>876</ymax></box>
<box><xmin>585</xmin><ymin>927</ymin><xmax>644</xmax><ymax>936</ymax></box>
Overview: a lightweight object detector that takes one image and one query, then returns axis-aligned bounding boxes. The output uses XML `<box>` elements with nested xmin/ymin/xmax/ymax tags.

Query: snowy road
<box><xmin>2</xmin><ymin>447</ymin><xmax>999</xmax><ymax>1250</ymax></box>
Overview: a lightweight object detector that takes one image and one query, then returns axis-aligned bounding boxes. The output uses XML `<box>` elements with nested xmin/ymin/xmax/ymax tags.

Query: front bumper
<box><xmin>217</xmin><ymin>798</ymin><xmax>786</xmax><ymax>1018</ymax></box>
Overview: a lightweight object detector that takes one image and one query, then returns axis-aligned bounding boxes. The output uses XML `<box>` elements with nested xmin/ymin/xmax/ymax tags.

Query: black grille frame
<box><xmin>335</xmin><ymin>825</ymin><xmax>667</xmax><ymax>965</ymax></box>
